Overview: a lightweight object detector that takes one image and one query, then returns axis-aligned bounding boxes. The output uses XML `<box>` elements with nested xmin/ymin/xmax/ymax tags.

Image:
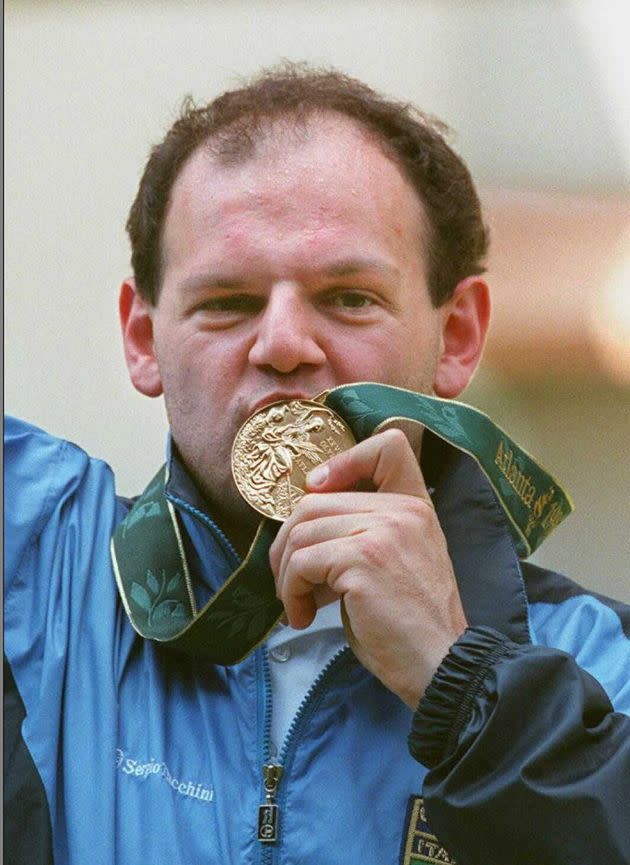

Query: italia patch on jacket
<box><xmin>401</xmin><ymin>796</ymin><xmax>456</xmax><ymax>864</ymax></box>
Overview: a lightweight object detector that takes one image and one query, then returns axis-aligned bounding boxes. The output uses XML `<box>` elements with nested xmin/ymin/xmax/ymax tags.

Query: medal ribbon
<box><xmin>111</xmin><ymin>384</ymin><xmax>573</xmax><ymax>664</ymax></box>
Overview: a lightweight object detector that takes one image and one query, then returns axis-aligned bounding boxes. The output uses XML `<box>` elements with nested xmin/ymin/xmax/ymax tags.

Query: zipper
<box><xmin>258</xmin><ymin>648</ymin><xmax>275</xmax><ymax>865</ymax></box>
<box><xmin>166</xmin><ymin>484</ymin><xmax>355</xmax><ymax>858</ymax></box>
<box><xmin>277</xmin><ymin>647</ymin><xmax>351</xmax><ymax>766</ymax></box>
<box><xmin>258</xmin><ymin>763</ymin><xmax>283</xmax><ymax>843</ymax></box>
<box><xmin>257</xmin><ymin>645</ymin><xmax>353</xmax><ymax>862</ymax></box>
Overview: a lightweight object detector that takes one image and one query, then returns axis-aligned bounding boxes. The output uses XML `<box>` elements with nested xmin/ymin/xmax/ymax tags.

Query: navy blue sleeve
<box><xmin>408</xmin><ymin>626</ymin><xmax>630</xmax><ymax>865</ymax></box>
<box><xmin>4</xmin><ymin>656</ymin><xmax>54</xmax><ymax>865</ymax></box>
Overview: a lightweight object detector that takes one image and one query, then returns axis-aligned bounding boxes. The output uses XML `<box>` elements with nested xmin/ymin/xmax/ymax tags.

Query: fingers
<box><xmin>305</xmin><ymin>428</ymin><xmax>430</xmax><ymax>500</ymax></box>
<box><xmin>270</xmin><ymin>512</ymin><xmax>365</xmax><ymax>627</ymax></box>
<box><xmin>272</xmin><ymin>513</ymin><xmax>365</xmax><ymax>579</ymax></box>
<box><xmin>269</xmin><ymin>428</ymin><xmax>435</xmax><ymax>632</ymax></box>
<box><xmin>269</xmin><ymin>493</ymin><xmax>432</xmax><ymax>578</ymax></box>
<box><xmin>275</xmin><ymin>535</ymin><xmax>349</xmax><ymax>628</ymax></box>
<box><xmin>269</xmin><ymin>496</ymin><xmax>435</xmax><ymax>628</ymax></box>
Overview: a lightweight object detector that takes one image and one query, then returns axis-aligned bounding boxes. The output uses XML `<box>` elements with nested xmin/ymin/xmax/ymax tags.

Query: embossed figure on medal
<box><xmin>232</xmin><ymin>399</ymin><xmax>356</xmax><ymax>521</ymax></box>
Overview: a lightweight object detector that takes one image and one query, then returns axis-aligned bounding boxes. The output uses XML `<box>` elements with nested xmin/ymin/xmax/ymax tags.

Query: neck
<box><xmin>191</xmin><ymin>470</ymin><xmax>263</xmax><ymax>557</ymax></box>
<box><xmin>205</xmin><ymin>495</ymin><xmax>263</xmax><ymax>558</ymax></box>
<box><xmin>169</xmin><ymin>443</ymin><xmax>263</xmax><ymax>558</ymax></box>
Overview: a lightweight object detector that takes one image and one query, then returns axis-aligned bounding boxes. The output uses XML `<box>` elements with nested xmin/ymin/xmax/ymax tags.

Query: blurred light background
<box><xmin>5</xmin><ymin>0</ymin><xmax>629</xmax><ymax>600</ymax></box>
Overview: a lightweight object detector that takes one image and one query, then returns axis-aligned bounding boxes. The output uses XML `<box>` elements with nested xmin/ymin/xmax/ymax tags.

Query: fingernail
<box><xmin>307</xmin><ymin>464</ymin><xmax>329</xmax><ymax>487</ymax></box>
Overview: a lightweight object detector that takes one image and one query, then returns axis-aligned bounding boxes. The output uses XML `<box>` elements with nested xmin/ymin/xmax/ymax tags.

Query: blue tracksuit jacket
<box><xmin>4</xmin><ymin>415</ymin><xmax>630</xmax><ymax>864</ymax></box>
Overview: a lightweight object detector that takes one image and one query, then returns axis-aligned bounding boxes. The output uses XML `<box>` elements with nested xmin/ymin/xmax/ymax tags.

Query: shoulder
<box><xmin>4</xmin><ymin>416</ymin><xmax>126</xmax><ymax>688</ymax></box>
<box><xmin>522</xmin><ymin>561</ymin><xmax>629</xmax><ymax>711</ymax></box>
<box><xmin>4</xmin><ymin>416</ymin><xmax>117</xmax><ymax>578</ymax></box>
<box><xmin>5</xmin><ymin>414</ymin><xmax>93</xmax><ymax>484</ymax></box>
<box><xmin>522</xmin><ymin>561</ymin><xmax>629</xmax><ymax>637</ymax></box>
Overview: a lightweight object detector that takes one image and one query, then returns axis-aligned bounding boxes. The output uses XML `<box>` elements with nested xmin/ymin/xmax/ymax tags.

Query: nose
<box><xmin>248</xmin><ymin>283</ymin><xmax>327</xmax><ymax>373</ymax></box>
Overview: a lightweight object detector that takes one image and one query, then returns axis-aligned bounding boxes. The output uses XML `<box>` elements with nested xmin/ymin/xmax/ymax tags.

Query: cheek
<box><xmin>162</xmin><ymin>337</ymin><xmax>257</xmax><ymax>430</ymax></box>
<box><xmin>328</xmin><ymin>323</ymin><xmax>440</xmax><ymax>389</ymax></box>
<box><xmin>326</xmin><ymin>331</ymin><xmax>398</xmax><ymax>380</ymax></box>
<box><xmin>160</xmin><ymin>330</ymin><xmax>244</xmax><ymax>381</ymax></box>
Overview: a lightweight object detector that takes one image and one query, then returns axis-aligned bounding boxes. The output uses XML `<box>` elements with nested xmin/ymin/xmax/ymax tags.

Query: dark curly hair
<box><xmin>126</xmin><ymin>63</ymin><xmax>488</xmax><ymax>306</ymax></box>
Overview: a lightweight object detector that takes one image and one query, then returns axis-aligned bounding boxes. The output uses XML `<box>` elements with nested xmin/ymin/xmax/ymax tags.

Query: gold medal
<box><xmin>231</xmin><ymin>399</ymin><xmax>356</xmax><ymax>520</ymax></box>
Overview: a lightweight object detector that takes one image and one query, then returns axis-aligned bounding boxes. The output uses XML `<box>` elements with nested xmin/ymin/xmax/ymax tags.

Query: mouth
<box><xmin>246</xmin><ymin>391</ymin><xmax>313</xmax><ymax>417</ymax></box>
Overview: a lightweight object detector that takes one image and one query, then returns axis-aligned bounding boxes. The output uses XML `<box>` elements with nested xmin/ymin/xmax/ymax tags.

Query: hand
<box><xmin>269</xmin><ymin>428</ymin><xmax>467</xmax><ymax>708</ymax></box>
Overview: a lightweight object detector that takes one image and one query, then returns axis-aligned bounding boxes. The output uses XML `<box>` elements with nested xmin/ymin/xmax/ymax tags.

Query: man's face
<box><xmin>149</xmin><ymin>115</ymin><xmax>447</xmax><ymax>517</ymax></box>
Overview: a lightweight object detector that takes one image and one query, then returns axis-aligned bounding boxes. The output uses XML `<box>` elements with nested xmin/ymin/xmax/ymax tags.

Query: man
<box><xmin>5</xmin><ymin>66</ymin><xmax>629</xmax><ymax>864</ymax></box>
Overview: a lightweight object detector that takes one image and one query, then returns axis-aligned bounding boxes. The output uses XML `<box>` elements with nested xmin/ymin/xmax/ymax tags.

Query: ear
<box><xmin>119</xmin><ymin>278</ymin><xmax>163</xmax><ymax>397</ymax></box>
<box><xmin>433</xmin><ymin>277</ymin><xmax>491</xmax><ymax>398</ymax></box>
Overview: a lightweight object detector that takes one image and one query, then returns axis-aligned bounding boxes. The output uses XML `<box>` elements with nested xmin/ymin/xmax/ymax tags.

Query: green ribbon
<box><xmin>111</xmin><ymin>384</ymin><xmax>573</xmax><ymax>665</ymax></box>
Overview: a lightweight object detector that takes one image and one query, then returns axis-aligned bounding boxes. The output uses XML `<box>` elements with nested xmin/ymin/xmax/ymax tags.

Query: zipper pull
<box><xmin>258</xmin><ymin>763</ymin><xmax>283</xmax><ymax>843</ymax></box>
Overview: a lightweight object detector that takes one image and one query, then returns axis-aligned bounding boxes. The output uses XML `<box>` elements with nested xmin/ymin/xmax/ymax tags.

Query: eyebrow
<box><xmin>180</xmin><ymin>258</ymin><xmax>399</xmax><ymax>293</ymax></box>
<box><xmin>322</xmin><ymin>259</ymin><xmax>400</xmax><ymax>279</ymax></box>
<box><xmin>180</xmin><ymin>274</ymin><xmax>246</xmax><ymax>294</ymax></box>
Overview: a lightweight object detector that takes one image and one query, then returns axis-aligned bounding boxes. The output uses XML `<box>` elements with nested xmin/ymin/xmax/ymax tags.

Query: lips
<box><xmin>247</xmin><ymin>391</ymin><xmax>312</xmax><ymax>417</ymax></box>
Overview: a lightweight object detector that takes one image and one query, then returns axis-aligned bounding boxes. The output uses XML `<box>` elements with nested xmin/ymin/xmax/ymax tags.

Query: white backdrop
<box><xmin>5</xmin><ymin>0</ymin><xmax>629</xmax><ymax>600</ymax></box>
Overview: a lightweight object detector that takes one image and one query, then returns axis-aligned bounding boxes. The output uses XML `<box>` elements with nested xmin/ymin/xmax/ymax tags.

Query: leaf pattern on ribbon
<box><xmin>130</xmin><ymin>568</ymin><xmax>188</xmax><ymax>635</ymax></box>
<box><xmin>337</xmin><ymin>389</ymin><xmax>385</xmax><ymax>440</ymax></box>
<box><xmin>420</xmin><ymin>402</ymin><xmax>470</xmax><ymax>446</ymax></box>
<box><xmin>340</xmin><ymin>387</ymin><xmax>473</xmax><ymax>446</ymax></box>
<box><xmin>146</xmin><ymin>570</ymin><xmax>160</xmax><ymax>595</ymax></box>
<box><xmin>121</xmin><ymin>501</ymin><xmax>163</xmax><ymax>538</ymax></box>
<box><xmin>206</xmin><ymin>584</ymin><xmax>279</xmax><ymax>643</ymax></box>
<box><xmin>130</xmin><ymin>581</ymin><xmax>152</xmax><ymax>613</ymax></box>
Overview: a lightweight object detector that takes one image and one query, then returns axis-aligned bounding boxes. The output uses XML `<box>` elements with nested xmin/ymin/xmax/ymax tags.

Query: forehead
<box><xmin>161</xmin><ymin>114</ymin><xmax>427</xmax><ymax>272</ymax></box>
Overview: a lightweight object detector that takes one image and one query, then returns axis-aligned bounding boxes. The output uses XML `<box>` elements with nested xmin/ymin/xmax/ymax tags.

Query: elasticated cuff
<box><xmin>408</xmin><ymin>626</ymin><xmax>515</xmax><ymax>768</ymax></box>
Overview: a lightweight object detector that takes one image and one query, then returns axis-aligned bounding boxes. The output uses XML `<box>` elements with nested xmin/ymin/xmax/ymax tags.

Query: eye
<box><xmin>196</xmin><ymin>294</ymin><xmax>265</xmax><ymax>315</ymax></box>
<box><xmin>326</xmin><ymin>290</ymin><xmax>376</xmax><ymax>311</ymax></box>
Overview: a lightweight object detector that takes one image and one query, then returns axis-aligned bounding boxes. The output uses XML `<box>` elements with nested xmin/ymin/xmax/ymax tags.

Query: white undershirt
<box><xmin>264</xmin><ymin>601</ymin><xmax>347</xmax><ymax>758</ymax></box>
